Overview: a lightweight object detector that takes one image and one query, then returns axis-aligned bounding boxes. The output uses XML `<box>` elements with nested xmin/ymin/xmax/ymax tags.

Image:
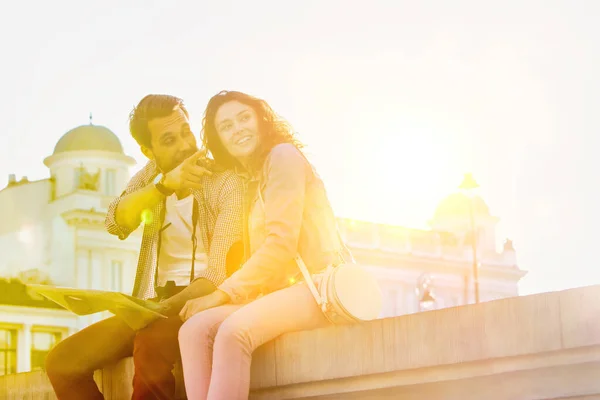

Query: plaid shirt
<box><xmin>105</xmin><ymin>161</ymin><xmax>244</xmax><ymax>300</ymax></box>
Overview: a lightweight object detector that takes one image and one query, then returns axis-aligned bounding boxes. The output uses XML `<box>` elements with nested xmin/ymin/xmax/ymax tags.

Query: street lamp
<box><xmin>459</xmin><ymin>173</ymin><xmax>480</xmax><ymax>304</ymax></box>
<box><xmin>416</xmin><ymin>273</ymin><xmax>436</xmax><ymax>311</ymax></box>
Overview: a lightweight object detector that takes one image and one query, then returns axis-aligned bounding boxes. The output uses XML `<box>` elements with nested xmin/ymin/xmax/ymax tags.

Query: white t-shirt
<box><xmin>156</xmin><ymin>194</ymin><xmax>208</xmax><ymax>287</ymax></box>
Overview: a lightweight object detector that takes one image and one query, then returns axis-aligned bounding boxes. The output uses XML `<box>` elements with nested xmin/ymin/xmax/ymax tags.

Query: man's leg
<box><xmin>45</xmin><ymin>316</ymin><xmax>136</xmax><ymax>400</ymax></box>
<box><xmin>132</xmin><ymin>279</ymin><xmax>217</xmax><ymax>400</ymax></box>
<box><xmin>131</xmin><ymin>316</ymin><xmax>183</xmax><ymax>400</ymax></box>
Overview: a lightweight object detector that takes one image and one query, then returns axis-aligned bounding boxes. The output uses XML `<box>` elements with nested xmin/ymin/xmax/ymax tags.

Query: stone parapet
<box><xmin>1</xmin><ymin>284</ymin><xmax>599</xmax><ymax>399</ymax></box>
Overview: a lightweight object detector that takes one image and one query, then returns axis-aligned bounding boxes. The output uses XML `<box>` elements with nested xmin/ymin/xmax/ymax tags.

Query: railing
<box><xmin>337</xmin><ymin>217</ymin><xmax>518</xmax><ymax>269</ymax></box>
<box><xmin>1</xmin><ymin>284</ymin><xmax>600</xmax><ymax>399</ymax></box>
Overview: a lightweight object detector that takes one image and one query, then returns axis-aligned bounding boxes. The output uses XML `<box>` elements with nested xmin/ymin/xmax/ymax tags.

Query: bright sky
<box><xmin>1</xmin><ymin>0</ymin><xmax>598</xmax><ymax>296</ymax></box>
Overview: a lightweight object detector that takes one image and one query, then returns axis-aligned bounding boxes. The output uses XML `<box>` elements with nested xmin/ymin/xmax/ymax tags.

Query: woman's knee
<box><xmin>178</xmin><ymin>314</ymin><xmax>216</xmax><ymax>349</ymax></box>
<box><xmin>214</xmin><ymin>317</ymin><xmax>254</xmax><ymax>353</ymax></box>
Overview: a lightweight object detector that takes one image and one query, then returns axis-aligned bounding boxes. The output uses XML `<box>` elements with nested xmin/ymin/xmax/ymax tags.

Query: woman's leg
<box><xmin>208</xmin><ymin>283</ymin><xmax>330</xmax><ymax>400</ymax></box>
<box><xmin>178</xmin><ymin>304</ymin><xmax>241</xmax><ymax>400</ymax></box>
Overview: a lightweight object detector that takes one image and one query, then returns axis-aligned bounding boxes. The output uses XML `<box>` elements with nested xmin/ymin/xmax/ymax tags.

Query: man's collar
<box><xmin>234</xmin><ymin>166</ymin><xmax>253</xmax><ymax>181</ymax></box>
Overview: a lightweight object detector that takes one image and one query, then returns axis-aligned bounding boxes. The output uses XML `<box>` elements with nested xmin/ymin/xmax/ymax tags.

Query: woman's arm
<box><xmin>218</xmin><ymin>144</ymin><xmax>308</xmax><ymax>302</ymax></box>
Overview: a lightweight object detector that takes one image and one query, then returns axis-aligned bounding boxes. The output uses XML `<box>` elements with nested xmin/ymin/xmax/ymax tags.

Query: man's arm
<box><xmin>113</xmin><ymin>183</ymin><xmax>165</xmax><ymax>233</ymax></box>
<box><xmin>160</xmin><ymin>238</ymin><xmax>244</xmax><ymax>315</ymax></box>
<box><xmin>105</xmin><ymin>162</ymin><xmax>158</xmax><ymax>240</ymax></box>
<box><xmin>205</xmin><ymin>172</ymin><xmax>245</xmax><ymax>283</ymax></box>
<box><xmin>157</xmin><ymin>278</ymin><xmax>216</xmax><ymax>316</ymax></box>
<box><xmin>106</xmin><ymin>152</ymin><xmax>213</xmax><ymax>239</ymax></box>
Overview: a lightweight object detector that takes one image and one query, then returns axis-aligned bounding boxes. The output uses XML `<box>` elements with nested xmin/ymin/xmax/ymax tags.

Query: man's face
<box><xmin>143</xmin><ymin>108</ymin><xmax>198</xmax><ymax>173</ymax></box>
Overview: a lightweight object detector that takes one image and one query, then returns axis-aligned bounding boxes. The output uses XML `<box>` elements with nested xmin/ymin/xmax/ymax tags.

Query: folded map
<box><xmin>27</xmin><ymin>285</ymin><xmax>167</xmax><ymax>330</ymax></box>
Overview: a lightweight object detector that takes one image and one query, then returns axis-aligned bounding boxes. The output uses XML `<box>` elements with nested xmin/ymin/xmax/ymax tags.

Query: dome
<box><xmin>433</xmin><ymin>193</ymin><xmax>491</xmax><ymax>220</ymax></box>
<box><xmin>52</xmin><ymin>124</ymin><xmax>124</xmax><ymax>155</ymax></box>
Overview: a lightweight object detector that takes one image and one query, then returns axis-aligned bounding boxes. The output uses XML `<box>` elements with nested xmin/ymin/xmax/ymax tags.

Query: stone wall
<box><xmin>1</xmin><ymin>284</ymin><xmax>600</xmax><ymax>399</ymax></box>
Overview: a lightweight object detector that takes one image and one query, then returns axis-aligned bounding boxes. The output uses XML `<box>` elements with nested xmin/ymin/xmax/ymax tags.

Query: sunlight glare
<box><xmin>339</xmin><ymin>111</ymin><xmax>469</xmax><ymax>228</ymax></box>
<box><xmin>18</xmin><ymin>226</ymin><xmax>34</xmax><ymax>245</ymax></box>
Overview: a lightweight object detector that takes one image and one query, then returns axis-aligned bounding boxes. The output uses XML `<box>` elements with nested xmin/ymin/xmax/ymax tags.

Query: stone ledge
<box><xmin>1</xmin><ymin>284</ymin><xmax>599</xmax><ymax>399</ymax></box>
<box><xmin>251</xmin><ymin>345</ymin><xmax>600</xmax><ymax>399</ymax></box>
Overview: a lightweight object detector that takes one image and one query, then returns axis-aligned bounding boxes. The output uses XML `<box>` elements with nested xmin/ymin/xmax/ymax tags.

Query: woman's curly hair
<box><xmin>202</xmin><ymin>90</ymin><xmax>304</xmax><ymax>170</ymax></box>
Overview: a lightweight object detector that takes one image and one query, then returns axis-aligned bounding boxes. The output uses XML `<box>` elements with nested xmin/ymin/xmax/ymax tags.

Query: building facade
<box><xmin>0</xmin><ymin>120</ymin><xmax>526</xmax><ymax>374</ymax></box>
<box><xmin>0</xmin><ymin>121</ymin><xmax>141</xmax><ymax>374</ymax></box>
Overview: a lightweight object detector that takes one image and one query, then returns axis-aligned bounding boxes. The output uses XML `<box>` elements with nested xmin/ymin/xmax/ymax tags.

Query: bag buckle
<box><xmin>321</xmin><ymin>298</ymin><xmax>329</xmax><ymax>313</ymax></box>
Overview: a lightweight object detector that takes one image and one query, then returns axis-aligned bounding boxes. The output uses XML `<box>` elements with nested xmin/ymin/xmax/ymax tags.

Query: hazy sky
<box><xmin>1</xmin><ymin>0</ymin><xmax>598</xmax><ymax>295</ymax></box>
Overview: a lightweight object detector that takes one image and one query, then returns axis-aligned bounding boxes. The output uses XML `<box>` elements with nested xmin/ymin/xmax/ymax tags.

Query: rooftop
<box><xmin>0</xmin><ymin>278</ymin><xmax>64</xmax><ymax>310</ymax></box>
<box><xmin>52</xmin><ymin>122</ymin><xmax>124</xmax><ymax>155</ymax></box>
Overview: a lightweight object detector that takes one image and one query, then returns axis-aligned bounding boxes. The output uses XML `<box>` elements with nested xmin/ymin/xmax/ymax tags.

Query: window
<box><xmin>0</xmin><ymin>328</ymin><xmax>17</xmax><ymax>376</ymax></box>
<box><xmin>105</xmin><ymin>169</ymin><xmax>117</xmax><ymax>196</ymax></box>
<box><xmin>111</xmin><ymin>261</ymin><xmax>123</xmax><ymax>292</ymax></box>
<box><xmin>74</xmin><ymin>167</ymin><xmax>84</xmax><ymax>190</ymax></box>
<box><xmin>30</xmin><ymin>330</ymin><xmax>62</xmax><ymax>371</ymax></box>
<box><xmin>50</xmin><ymin>175</ymin><xmax>57</xmax><ymax>200</ymax></box>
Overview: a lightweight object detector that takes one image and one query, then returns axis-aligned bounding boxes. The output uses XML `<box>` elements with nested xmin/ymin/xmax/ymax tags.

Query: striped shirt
<box><xmin>104</xmin><ymin>160</ymin><xmax>244</xmax><ymax>300</ymax></box>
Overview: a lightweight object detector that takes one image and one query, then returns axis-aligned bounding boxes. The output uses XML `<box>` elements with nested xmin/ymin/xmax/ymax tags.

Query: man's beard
<box><xmin>156</xmin><ymin>147</ymin><xmax>199</xmax><ymax>173</ymax></box>
<box><xmin>176</xmin><ymin>148</ymin><xmax>197</xmax><ymax>165</ymax></box>
<box><xmin>167</xmin><ymin>147</ymin><xmax>198</xmax><ymax>171</ymax></box>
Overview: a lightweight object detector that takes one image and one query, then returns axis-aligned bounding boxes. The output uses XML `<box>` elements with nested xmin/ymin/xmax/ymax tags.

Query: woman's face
<box><xmin>214</xmin><ymin>100</ymin><xmax>260</xmax><ymax>163</ymax></box>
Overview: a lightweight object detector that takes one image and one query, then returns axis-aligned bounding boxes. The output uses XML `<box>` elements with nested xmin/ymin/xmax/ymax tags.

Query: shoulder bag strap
<box><xmin>295</xmin><ymin>255</ymin><xmax>325</xmax><ymax>307</ymax></box>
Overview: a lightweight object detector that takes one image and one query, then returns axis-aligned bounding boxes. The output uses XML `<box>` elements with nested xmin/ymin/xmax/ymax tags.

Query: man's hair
<box><xmin>129</xmin><ymin>94</ymin><xmax>189</xmax><ymax>148</ymax></box>
<box><xmin>202</xmin><ymin>90</ymin><xmax>303</xmax><ymax>169</ymax></box>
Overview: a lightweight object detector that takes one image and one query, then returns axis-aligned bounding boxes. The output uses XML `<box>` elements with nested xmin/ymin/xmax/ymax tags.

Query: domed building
<box><xmin>51</xmin><ymin>124</ymin><xmax>125</xmax><ymax>154</ymax></box>
<box><xmin>0</xmin><ymin>118</ymin><xmax>141</xmax><ymax>374</ymax></box>
<box><xmin>433</xmin><ymin>193</ymin><xmax>491</xmax><ymax>219</ymax></box>
<box><xmin>43</xmin><ymin>121</ymin><xmax>135</xmax><ymax>199</ymax></box>
<box><xmin>429</xmin><ymin>192</ymin><xmax>500</xmax><ymax>254</ymax></box>
<box><xmin>335</xmin><ymin>176</ymin><xmax>525</xmax><ymax>320</ymax></box>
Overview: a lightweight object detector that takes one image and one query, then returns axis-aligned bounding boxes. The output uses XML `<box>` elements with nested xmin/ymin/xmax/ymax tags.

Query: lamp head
<box><xmin>459</xmin><ymin>173</ymin><xmax>480</xmax><ymax>191</ymax></box>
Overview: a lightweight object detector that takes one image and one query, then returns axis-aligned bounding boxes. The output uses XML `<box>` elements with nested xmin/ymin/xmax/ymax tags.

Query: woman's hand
<box><xmin>179</xmin><ymin>290</ymin><xmax>231</xmax><ymax>322</ymax></box>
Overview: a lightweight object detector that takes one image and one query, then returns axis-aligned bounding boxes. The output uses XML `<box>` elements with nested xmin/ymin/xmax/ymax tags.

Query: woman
<box><xmin>178</xmin><ymin>90</ymin><xmax>351</xmax><ymax>400</ymax></box>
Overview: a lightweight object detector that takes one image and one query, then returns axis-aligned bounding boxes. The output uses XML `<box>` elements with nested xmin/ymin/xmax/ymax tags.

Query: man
<box><xmin>45</xmin><ymin>94</ymin><xmax>244</xmax><ymax>400</ymax></box>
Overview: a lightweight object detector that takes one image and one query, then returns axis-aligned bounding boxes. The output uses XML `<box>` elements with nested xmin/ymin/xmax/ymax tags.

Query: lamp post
<box><xmin>416</xmin><ymin>273</ymin><xmax>436</xmax><ymax>312</ymax></box>
<box><xmin>459</xmin><ymin>173</ymin><xmax>480</xmax><ymax>304</ymax></box>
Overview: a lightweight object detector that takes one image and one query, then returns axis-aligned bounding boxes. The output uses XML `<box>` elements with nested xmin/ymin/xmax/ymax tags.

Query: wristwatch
<box><xmin>153</xmin><ymin>173</ymin><xmax>175</xmax><ymax>196</ymax></box>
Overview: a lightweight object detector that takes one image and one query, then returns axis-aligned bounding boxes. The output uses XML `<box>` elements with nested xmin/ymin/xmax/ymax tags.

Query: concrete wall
<box><xmin>1</xmin><ymin>284</ymin><xmax>599</xmax><ymax>399</ymax></box>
